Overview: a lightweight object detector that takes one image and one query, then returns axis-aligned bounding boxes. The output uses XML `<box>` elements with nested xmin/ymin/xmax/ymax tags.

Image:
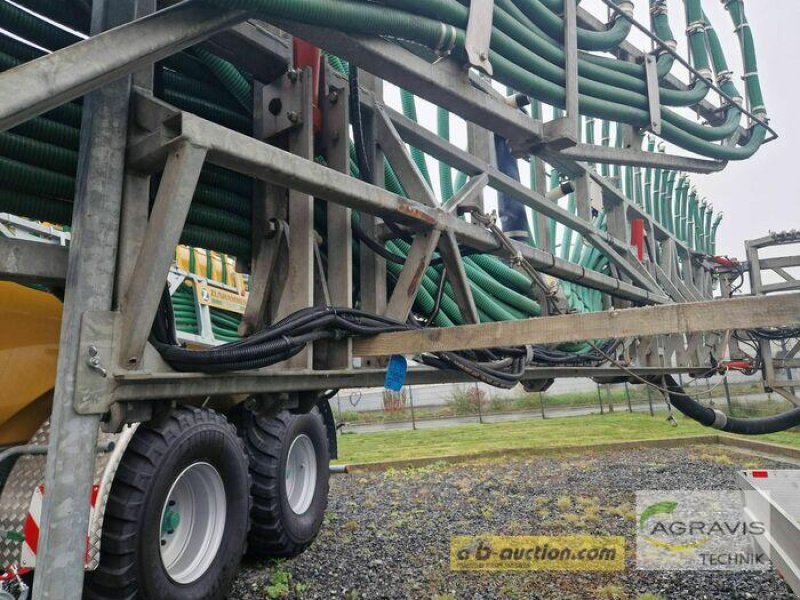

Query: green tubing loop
<box><xmin>508</xmin><ymin>0</ymin><xmax>633</xmax><ymax>52</ymax></box>
<box><xmin>0</xmin><ymin>188</ymin><xmax>72</xmax><ymax>225</ymax></box>
<box><xmin>600</xmin><ymin>120</ymin><xmax>610</xmax><ymax>177</ymax></box>
<box><xmin>3</xmin><ymin>0</ymin><xmax>769</xmax><ymax>160</ymax></box>
<box><xmin>710</xmin><ymin>213</ymin><xmax>723</xmax><ymax>255</ymax></box>
<box><xmin>0</xmin><ymin>2</ymin><xmax>770</xmax><ymax>353</ymax></box>
<box><xmin>0</xmin><ymin>156</ymin><xmax>75</xmax><ymax>199</ymax></box>
<box><xmin>160</xmin><ymin>69</ymin><xmax>245</xmax><ymax>114</ymax></box>
<box><xmin>182</xmin><ymin>224</ymin><xmax>250</xmax><ymax>257</ymax></box>
<box><xmin>437</xmin><ymin>107</ymin><xmax>453</xmax><ymax>201</ymax></box>
<box><xmin>399</xmin><ymin>90</ymin><xmax>433</xmax><ymax>187</ymax></box>
<box><xmin>11</xmin><ymin>1</ymin><xmax>89</xmax><ymax>34</ymax></box>
<box><xmin>185</xmin><ymin>203</ymin><xmax>251</xmax><ymax>238</ymax></box>
<box><xmin>161</xmin><ymin>88</ymin><xmax>251</xmax><ymax>133</ymax></box>
<box><xmin>0</xmin><ymin>1</ymin><xmax>80</xmax><ymax>50</ymax></box>
<box><xmin>187</xmin><ymin>47</ymin><xmax>254</xmax><ymax>113</ymax></box>
<box><xmin>0</xmin><ymin>131</ymin><xmax>78</xmax><ymax>175</ymax></box>
<box><xmin>724</xmin><ymin>0</ymin><xmax>765</xmax><ymax>115</ymax></box>
<box><xmin>612</xmin><ymin>123</ymin><xmax>622</xmax><ymax>180</ymax></box>
<box><xmin>205</xmin><ymin>0</ymin><xmax>765</xmax><ymax>160</ymax></box>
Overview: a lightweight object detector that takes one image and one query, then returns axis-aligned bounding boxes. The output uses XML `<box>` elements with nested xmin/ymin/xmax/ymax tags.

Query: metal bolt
<box><xmin>87</xmin><ymin>348</ymin><xmax>108</xmax><ymax>378</ymax></box>
<box><xmin>328</xmin><ymin>89</ymin><xmax>339</xmax><ymax>104</ymax></box>
<box><xmin>287</xmin><ymin>111</ymin><xmax>299</xmax><ymax>123</ymax></box>
<box><xmin>168</xmin><ymin>500</ymin><xmax>176</xmax><ymax>507</ymax></box>
<box><xmin>479</xmin><ymin>51</ymin><xmax>488</xmax><ymax>61</ymax></box>
<box><xmin>287</xmin><ymin>69</ymin><xmax>298</xmax><ymax>82</ymax></box>
<box><xmin>161</xmin><ymin>540</ymin><xmax>166</xmax><ymax>546</ymax></box>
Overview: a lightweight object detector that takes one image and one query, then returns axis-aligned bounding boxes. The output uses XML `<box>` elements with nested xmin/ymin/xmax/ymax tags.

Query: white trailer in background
<box><xmin>738</xmin><ymin>470</ymin><xmax>800</xmax><ymax>597</ymax></box>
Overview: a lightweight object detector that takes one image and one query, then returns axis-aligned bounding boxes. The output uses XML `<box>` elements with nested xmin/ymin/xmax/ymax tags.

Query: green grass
<box><xmin>335</xmin><ymin>413</ymin><xmax>716</xmax><ymax>464</ymax></box>
<box><xmin>335</xmin><ymin>411</ymin><xmax>800</xmax><ymax>465</ymax></box>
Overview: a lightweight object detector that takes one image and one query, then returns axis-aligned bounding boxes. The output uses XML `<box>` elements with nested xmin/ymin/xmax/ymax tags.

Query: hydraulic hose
<box><xmin>660</xmin><ymin>376</ymin><xmax>800</xmax><ymax>435</ymax></box>
<box><xmin>209</xmin><ymin>0</ymin><xmax>765</xmax><ymax>160</ymax></box>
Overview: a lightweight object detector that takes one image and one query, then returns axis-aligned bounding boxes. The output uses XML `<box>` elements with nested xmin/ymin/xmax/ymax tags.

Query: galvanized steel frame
<box><xmin>0</xmin><ymin>1</ymin><xmax>788</xmax><ymax>598</ymax></box>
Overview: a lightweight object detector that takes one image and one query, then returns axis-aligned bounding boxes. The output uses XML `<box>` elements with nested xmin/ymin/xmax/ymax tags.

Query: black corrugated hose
<box><xmin>658</xmin><ymin>375</ymin><xmax>800</xmax><ymax>435</ymax></box>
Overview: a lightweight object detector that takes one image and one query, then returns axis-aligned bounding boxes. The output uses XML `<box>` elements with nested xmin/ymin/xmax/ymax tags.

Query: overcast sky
<box><xmin>384</xmin><ymin>0</ymin><xmax>798</xmax><ymax>262</ymax></box>
<box><xmin>674</xmin><ymin>0</ymin><xmax>800</xmax><ymax>259</ymax></box>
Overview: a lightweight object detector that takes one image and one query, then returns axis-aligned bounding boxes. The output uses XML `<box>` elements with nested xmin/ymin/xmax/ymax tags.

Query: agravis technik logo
<box><xmin>636</xmin><ymin>491</ymin><xmax>771</xmax><ymax>571</ymax></box>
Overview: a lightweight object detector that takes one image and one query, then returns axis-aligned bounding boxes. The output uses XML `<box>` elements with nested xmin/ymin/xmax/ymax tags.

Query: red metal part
<box><xmin>711</xmin><ymin>255</ymin><xmax>740</xmax><ymax>268</ymax></box>
<box><xmin>722</xmin><ymin>360</ymin><xmax>754</xmax><ymax>371</ymax></box>
<box><xmin>631</xmin><ymin>218</ymin><xmax>645</xmax><ymax>261</ymax></box>
<box><xmin>293</xmin><ymin>38</ymin><xmax>322</xmax><ymax>132</ymax></box>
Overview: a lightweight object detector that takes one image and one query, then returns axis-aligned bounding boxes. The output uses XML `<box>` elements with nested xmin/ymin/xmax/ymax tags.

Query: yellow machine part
<box><xmin>175</xmin><ymin>245</ymin><xmax>246</xmax><ymax>293</ymax></box>
<box><xmin>0</xmin><ymin>282</ymin><xmax>61</xmax><ymax>445</ymax></box>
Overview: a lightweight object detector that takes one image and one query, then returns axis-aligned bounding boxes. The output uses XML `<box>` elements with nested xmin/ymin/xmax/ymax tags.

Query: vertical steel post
<box><xmin>597</xmin><ymin>383</ymin><xmax>604</xmax><ymax>415</ymax></box>
<box><xmin>320</xmin><ymin>66</ymin><xmax>353</xmax><ymax>369</ymax></box>
<box><xmin>476</xmin><ymin>383</ymin><xmax>484</xmax><ymax>424</ymax></box>
<box><xmin>277</xmin><ymin>69</ymin><xmax>315</xmax><ymax>368</ymax></box>
<box><xmin>409</xmin><ymin>386</ymin><xmax>417</xmax><ymax>431</ymax></box>
<box><xmin>539</xmin><ymin>391</ymin><xmax>546</xmax><ymax>419</ymax></box>
<box><xmin>646</xmin><ymin>385</ymin><xmax>654</xmax><ymax>416</ymax></box>
<box><xmin>32</xmin><ymin>2</ymin><xmax>137</xmax><ymax>598</ymax></box>
<box><xmin>723</xmin><ymin>376</ymin><xmax>733</xmax><ymax>416</ymax></box>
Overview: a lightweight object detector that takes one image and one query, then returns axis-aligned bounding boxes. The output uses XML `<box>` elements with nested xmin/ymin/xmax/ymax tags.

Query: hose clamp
<box><xmin>650</xmin><ymin>0</ymin><xmax>668</xmax><ymax>17</ymax></box>
<box><xmin>695</xmin><ymin>68</ymin><xmax>713</xmax><ymax>81</ymax></box>
<box><xmin>686</xmin><ymin>21</ymin><xmax>706</xmax><ymax>35</ymax></box>
<box><xmin>435</xmin><ymin>23</ymin><xmax>458</xmax><ymax>57</ymax></box>
<box><xmin>716</xmin><ymin>69</ymin><xmax>733</xmax><ymax>84</ymax></box>
<box><xmin>711</xmin><ymin>409</ymin><xmax>728</xmax><ymax>431</ymax></box>
<box><xmin>615</xmin><ymin>1</ymin><xmax>634</xmax><ymax>18</ymax></box>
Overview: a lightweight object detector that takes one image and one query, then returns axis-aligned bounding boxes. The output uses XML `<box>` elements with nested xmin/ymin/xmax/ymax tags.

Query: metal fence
<box><xmin>330</xmin><ymin>372</ymin><xmax>791</xmax><ymax>433</ymax></box>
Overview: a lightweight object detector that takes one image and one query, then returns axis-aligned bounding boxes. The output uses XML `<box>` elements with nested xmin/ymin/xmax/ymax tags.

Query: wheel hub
<box><xmin>285</xmin><ymin>434</ymin><xmax>318</xmax><ymax>515</ymax></box>
<box><xmin>159</xmin><ymin>462</ymin><xmax>227</xmax><ymax>584</ymax></box>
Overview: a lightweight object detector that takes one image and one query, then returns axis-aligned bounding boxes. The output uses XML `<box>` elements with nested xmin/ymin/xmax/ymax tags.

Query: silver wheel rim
<box><xmin>159</xmin><ymin>462</ymin><xmax>226</xmax><ymax>584</ymax></box>
<box><xmin>285</xmin><ymin>434</ymin><xmax>317</xmax><ymax>514</ymax></box>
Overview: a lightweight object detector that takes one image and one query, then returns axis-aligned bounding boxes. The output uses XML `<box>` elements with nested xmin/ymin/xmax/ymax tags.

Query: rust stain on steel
<box><xmin>396</xmin><ymin>202</ymin><xmax>437</xmax><ymax>226</ymax></box>
<box><xmin>407</xmin><ymin>262</ymin><xmax>428</xmax><ymax>295</ymax></box>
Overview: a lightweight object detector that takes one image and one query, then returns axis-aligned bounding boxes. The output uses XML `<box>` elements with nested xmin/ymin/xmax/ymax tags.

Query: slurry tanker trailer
<box><xmin>0</xmin><ymin>0</ymin><xmax>797</xmax><ymax>598</ymax></box>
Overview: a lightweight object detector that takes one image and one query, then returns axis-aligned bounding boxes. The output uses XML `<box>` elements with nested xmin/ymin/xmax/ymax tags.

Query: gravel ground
<box><xmin>230</xmin><ymin>446</ymin><xmax>797</xmax><ymax>600</ymax></box>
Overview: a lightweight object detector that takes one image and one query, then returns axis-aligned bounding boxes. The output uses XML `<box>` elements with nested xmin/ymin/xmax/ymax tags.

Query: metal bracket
<box><xmin>465</xmin><ymin>0</ymin><xmax>495</xmax><ymax>75</ymax></box>
<box><xmin>74</xmin><ymin>311</ymin><xmax>116</xmax><ymax>415</ymax></box>
<box><xmin>644</xmin><ymin>54</ymin><xmax>662</xmax><ymax>135</ymax></box>
<box><xmin>240</xmin><ymin>219</ymin><xmax>288</xmax><ymax>336</ymax></box>
<box><xmin>258</xmin><ymin>68</ymin><xmax>306</xmax><ymax>138</ymax></box>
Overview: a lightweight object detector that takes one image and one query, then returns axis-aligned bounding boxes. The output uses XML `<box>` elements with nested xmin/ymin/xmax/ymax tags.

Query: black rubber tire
<box><xmin>84</xmin><ymin>406</ymin><xmax>251</xmax><ymax>600</ymax></box>
<box><xmin>232</xmin><ymin>408</ymin><xmax>329</xmax><ymax>558</ymax></box>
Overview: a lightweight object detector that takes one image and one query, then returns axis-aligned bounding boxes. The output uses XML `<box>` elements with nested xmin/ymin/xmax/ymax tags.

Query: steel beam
<box><xmin>554</xmin><ymin>143</ymin><xmax>725</xmax><ymax>173</ymax></box>
<box><xmin>0</xmin><ymin>0</ymin><xmax>247</xmax><ymax>133</ymax></box>
<box><xmin>132</xmin><ymin>93</ymin><xmax>669</xmax><ymax>305</ymax></box>
<box><xmin>352</xmin><ymin>293</ymin><xmax>800</xmax><ymax>357</ymax></box>
<box><xmin>31</xmin><ymin>2</ymin><xmax>137</xmax><ymax>598</ymax></box>
<box><xmin>384</xmin><ymin>229</ymin><xmax>442</xmax><ymax>322</ymax></box>
<box><xmin>0</xmin><ymin>237</ymin><xmax>68</xmax><ymax>285</ymax></box>
<box><xmin>375</xmin><ymin>106</ymin><xmax>480</xmax><ymax>322</ymax></box>
<box><xmin>356</xmin><ymin>72</ymin><xmax>388</xmax><ymax>365</ymax></box>
<box><xmin>319</xmin><ymin>66</ymin><xmax>353</xmax><ymax>368</ymax></box>
<box><xmin>110</xmin><ymin>365</ymin><xmax>712</xmax><ymax>403</ymax></box>
<box><xmin>119</xmin><ymin>142</ymin><xmax>208</xmax><ymax>367</ymax></box>
<box><xmin>377</xmin><ymin>102</ymin><xmax>666</xmax><ymax>296</ymax></box>
<box><xmin>278</xmin><ymin>24</ymin><xmax>544</xmax><ymax>147</ymax></box>
<box><xmin>275</xmin><ymin>70</ymin><xmax>315</xmax><ymax>368</ymax></box>
<box><xmin>465</xmin><ymin>0</ymin><xmax>495</xmax><ymax>75</ymax></box>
